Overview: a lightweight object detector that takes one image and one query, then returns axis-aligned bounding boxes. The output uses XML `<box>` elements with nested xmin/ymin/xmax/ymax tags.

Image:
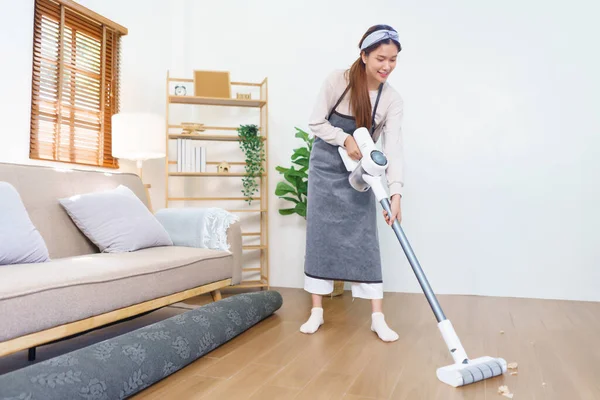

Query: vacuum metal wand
<box><xmin>340</xmin><ymin>127</ymin><xmax>508</xmax><ymax>387</ymax></box>
<box><xmin>379</xmin><ymin>198</ymin><xmax>446</xmax><ymax>323</ymax></box>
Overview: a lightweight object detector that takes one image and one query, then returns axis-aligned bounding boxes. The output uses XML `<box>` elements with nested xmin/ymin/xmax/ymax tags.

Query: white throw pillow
<box><xmin>59</xmin><ymin>185</ymin><xmax>173</xmax><ymax>253</ymax></box>
<box><xmin>0</xmin><ymin>182</ymin><xmax>50</xmax><ymax>265</ymax></box>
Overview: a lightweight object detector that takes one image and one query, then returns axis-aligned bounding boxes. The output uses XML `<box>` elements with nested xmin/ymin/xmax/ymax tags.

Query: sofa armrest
<box><xmin>154</xmin><ymin>207</ymin><xmax>242</xmax><ymax>285</ymax></box>
<box><xmin>226</xmin><ymin>220</ymin><xmax>243</xmax><ymax>285</ymax></box>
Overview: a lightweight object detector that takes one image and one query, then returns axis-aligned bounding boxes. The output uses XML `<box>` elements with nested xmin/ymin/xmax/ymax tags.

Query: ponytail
<box><xmin>348</xmin><ymin>56</ymin><xmax>372</xmax><ymax>131</ymax></box>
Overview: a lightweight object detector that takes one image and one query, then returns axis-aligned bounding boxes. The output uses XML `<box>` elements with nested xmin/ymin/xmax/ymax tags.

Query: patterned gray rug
<box><xmin>0</xmin><ymin>290</ymin><xmax>283</xmax><ymax>400</ymax></box>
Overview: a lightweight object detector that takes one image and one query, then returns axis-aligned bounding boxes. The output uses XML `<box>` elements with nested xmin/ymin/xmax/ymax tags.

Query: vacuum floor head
<box><xmin>437</xmin><ymin>356</ymin><xmax>508</xmax><ymax>387</ymax></box>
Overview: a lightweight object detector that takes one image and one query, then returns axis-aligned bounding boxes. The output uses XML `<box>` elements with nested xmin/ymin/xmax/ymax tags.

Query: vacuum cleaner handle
<box><xmin>341</xmin><ymin>127</ymin><xmax>447</xmax><ymax>322</ymax></box>
<box><xmin>380</xmin><ymin>198</ymin><xmax>447</xmax><ymax>323</ymax></box>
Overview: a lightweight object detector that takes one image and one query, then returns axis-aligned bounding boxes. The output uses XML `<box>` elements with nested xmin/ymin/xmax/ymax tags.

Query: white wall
<box><xmin>4</xmin><ymin>0</ymin><xmax>598</xmax><ymax>301</ymax></box>
<box><xmin>176</xmin><ymin>0</ymin><xmax>600</xmax><ymax>301</ymax></box>
<box><xmin>0</xmin><ymin>0</ymin><xmax>35</xmax><ymax>165</ymax></box>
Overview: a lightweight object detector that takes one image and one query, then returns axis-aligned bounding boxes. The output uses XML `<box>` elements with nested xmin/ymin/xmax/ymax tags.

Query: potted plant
<box><xmin>275</xmin><ymin>127</ymin><xmax>344</xmax><ymax>297</ymax></box>
<box><xmin>274</xmin><ymin>127</ymin><xmax>312</xmax><ymax>218</ymax></box>
<box><xmin>237</xmin><ymin>124</ymin><xmax>265</xmax><ymax>205</ymax></box>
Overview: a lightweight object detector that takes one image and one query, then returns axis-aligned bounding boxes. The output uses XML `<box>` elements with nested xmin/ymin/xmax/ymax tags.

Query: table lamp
<box><xmin>112</xmin><ymin>112</ymin><xmax>165</xmax><ymax>211</ymax></box>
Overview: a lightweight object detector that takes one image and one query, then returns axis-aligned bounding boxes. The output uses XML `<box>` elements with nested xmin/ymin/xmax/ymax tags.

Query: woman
<box><xmin>301</xmin><ymin>24</ymin><xmax>405</xmax><ymax>342</ymax></box>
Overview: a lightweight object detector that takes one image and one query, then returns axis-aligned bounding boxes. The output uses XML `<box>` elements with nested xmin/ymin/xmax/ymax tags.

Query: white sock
<box><xmin>300</xmin><ymin>307</ymin><xmax>324</xmax><ymax>334</ymax></box>
<box><xmin>371</xmin><ymin>312</ymin><xmax>399</xmax><ymax>342</ymax></box>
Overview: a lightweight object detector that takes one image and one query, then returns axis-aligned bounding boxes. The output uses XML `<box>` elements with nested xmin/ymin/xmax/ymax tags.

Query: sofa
<box><xmin>0</xmin><ymin>162</ymin><xmax>242</xmax><ymax>359</ymax></box>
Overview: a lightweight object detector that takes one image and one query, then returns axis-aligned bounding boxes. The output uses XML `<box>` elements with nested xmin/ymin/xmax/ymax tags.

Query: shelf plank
<box><xmin>242</xmin><ymin>232</ymin><xmax>261</xmax><ymax>237</ymax></box>
<box><xmin>243</xmin><ymin>245</ymin><xmax>267</xmax><ymax>250</ymax></box>
<box><xmin>169</xmin><ymin>172</ymin><xmax>265</xmax><ymax>177</ymax></box>
<box><xmin>168</xmin><ymin>134</ymin><xmax>266</xmax><ymax>142</ymax></box>
<box><xmin>169</xmin><ymin>161</ymin><xmax>247</xmax><ymax>166</ymax></box>
<box><xmin>236</xmin><ymin>280</ymin><xmax>268</xmax><ymax>288</ymax></box>
<box><xmin>169</xmin><ymin>95</ymin><xmax>265</xmax><ymax>108</ymax></box>
<box><xmin>168</xmin><ymin>124</ymin><xmax>247</xmax><ymax>131</ymax></box>
<box><xmin>231</xmin><ymin>81</ymin><xmax>262</xmax><ymax>87</ymax></box>
<box><xmin>228</xmin><ymin>209</ymin><xmax>267</xmax><ymax>213</ymax></box>
<box><xmin>168</xmin><ymin>197</ymin><xmax>260</xmax><ymax>201</ymax></box>
<box><xmin>167</xmin><ymin>78</ymin><xmax>262</xmax><ymax>87</ymax></box>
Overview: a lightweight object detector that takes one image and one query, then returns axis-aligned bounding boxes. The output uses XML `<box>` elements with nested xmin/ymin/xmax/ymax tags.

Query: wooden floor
<box><xmin>127</xmin><ymin>287</ymin><xmax>600</xmax><ymax>400</ymax></box>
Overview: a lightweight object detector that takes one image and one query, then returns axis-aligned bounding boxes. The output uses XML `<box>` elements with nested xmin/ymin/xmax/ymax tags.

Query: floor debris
<box><xmin>507</xmin><ymin>362</ymin><xmax>518</xmax><ymax>369</ymax></box>
<box><xmin>498</xmin><ymin>385</ymin><xmax>514</xmax><ymax>398</ymax></box>
<box><xmin>500</xmin><ymin>330</ymin><xmax>505</xmax><ymax>334</ymax></box>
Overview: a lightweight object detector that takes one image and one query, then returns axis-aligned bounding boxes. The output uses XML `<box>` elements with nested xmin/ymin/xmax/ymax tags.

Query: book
<box><xmin>177</xmin><ymin>139</ymin><xmax>182</xmax><ymax>172</ymax></box>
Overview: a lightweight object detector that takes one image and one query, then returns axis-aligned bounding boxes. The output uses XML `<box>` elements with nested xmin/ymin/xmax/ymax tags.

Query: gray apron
<box><xmin>304</xmin><ymin>83</ymin><xmax>384</xmax><ymax>283</ymax></box>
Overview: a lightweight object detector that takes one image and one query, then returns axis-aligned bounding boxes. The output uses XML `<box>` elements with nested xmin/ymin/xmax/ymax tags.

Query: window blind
<box><xmin>30</xmin><ymin>0</ymin><xmax>126</xmax><ymax>168</ymax></box>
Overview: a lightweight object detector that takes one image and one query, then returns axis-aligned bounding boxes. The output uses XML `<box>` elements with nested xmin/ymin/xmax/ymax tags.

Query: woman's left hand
<box><xmin>383</xmin><ymin>194</ymin><xmax>402</xmax><ymax>226</ymax></box>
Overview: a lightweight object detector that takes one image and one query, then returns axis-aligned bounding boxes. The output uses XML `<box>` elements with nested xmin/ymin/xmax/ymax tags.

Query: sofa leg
<box><xmin>28</xmin><ymin>347</ymin><xmax>36</xmax><ymax>361</ymax></box>
<box><xmin>211</xmin><ymin>290</ymin><xmax>222</xmax><ymax>302</ymax></box>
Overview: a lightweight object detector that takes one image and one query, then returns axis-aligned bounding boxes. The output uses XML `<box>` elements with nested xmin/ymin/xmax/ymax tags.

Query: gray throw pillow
<box><xmin>59</xmin><ymin>185</ymin><xmax>173</xmax><ymax>253</ymax></box>
<box><xmin>0</xmin><ymin>182</ymin><xmax>50</xmax><ymax>265</ymax></box>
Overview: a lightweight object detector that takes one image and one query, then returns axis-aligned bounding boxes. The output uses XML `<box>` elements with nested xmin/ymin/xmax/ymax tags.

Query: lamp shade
<box><xmin>112</xmin><ymin>112</ymin><xmax>165</xmax><ymax>161</ymax></box>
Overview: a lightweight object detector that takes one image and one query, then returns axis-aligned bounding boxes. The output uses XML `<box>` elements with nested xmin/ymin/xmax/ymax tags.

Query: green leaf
<box><xmin>282</xmin><ymin>196</ymin><xmax>299</xmax><ymax>204</ymax></box>
<box><xmin>295</xmin><ymin>202</ymin><xmax>307</xmax><ymax>217</ymax></box>
<box><xmin>283</xmin><ymin>167</ymin><xmax>305</xmax><ymax>186</ymax></box>
<box><xmin>297</xmin><ymin>181</ymin><xmax>308</xmax><ymax>195</ymax></box>
<box><xmin>275</xmin><ymin>181</ymin><xmax>296</xmax><ymax>196</ymax></box>
<box><xmin>283</xmin><ymin>172</ymin><xmax>297</xmax><ymax>186</ymax></box>
<box><xmin>295</xmin><ymin>176</ymin><xmax>303</xmax><ymax>192</ymax></box>
<box><xmin>294</xmin><ymin>128</ymin><xmax>309</xmax><ymax>142</ymax></box>
<box><xmin>285</xmin><ymin>168</ymin><xmax>305</xmax><ymax>178</ymax></box>
<box><xmin>276</xmin><ymin>166</ymin><xmax>289</xmax><ymax>174</ymax></box>
<box><xmin>293</xmin><ymin>157</ymin><xmax>309</xmax><ymax>168</ymax></box>
<box><xmin>292</xmin><ymin>147</ymin><xmax>310</xmax><ymax>160</ymax></box>
<box><xmin>279</xmin><ymin>208</ymin><xmax>296</xmax><ymax>216</ymax></box>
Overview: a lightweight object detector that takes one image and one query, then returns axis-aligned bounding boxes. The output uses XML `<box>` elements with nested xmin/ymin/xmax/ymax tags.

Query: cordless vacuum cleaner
<box><xmin>338</xmin><ymin>127</ymin><xmax>507</xmax><ymax>387</ymax></box>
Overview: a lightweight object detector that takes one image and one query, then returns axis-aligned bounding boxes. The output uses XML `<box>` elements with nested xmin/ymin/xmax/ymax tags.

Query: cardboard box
<box><xmin>193</xmin><ymin>70</ymin><xmax>231</xmax><ymax>98</ymax></box>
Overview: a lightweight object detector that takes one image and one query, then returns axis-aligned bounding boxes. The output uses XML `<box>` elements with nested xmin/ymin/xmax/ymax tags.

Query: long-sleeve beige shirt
<box><xmin>308</xmin><ymin>69</ymin><xmax>405</xmax><ymax>197</ymax></box>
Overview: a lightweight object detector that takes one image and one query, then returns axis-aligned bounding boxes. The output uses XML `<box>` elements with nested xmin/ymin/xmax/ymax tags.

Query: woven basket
<box><xmin>331</xmin><ymin>280</ymin><xmax>345</xmax><ymax>297</ymax></box>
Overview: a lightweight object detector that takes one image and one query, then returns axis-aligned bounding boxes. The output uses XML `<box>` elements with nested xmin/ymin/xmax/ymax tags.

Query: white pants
<box><xmin>304</xmin><ymin>275</ymin><xmax>383</xmax><ymax>299</ymax></box>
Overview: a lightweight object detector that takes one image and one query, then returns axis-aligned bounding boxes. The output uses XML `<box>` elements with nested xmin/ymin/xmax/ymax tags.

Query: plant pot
<box><xmin>331</xmin><ymin>280</ymin><xmax>345</xmax><ymax>297</ymax></box>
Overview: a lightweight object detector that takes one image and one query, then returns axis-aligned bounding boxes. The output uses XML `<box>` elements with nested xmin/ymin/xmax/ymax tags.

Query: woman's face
<box><xmin>362</xmin><ymin>42</ymin><xmax>399</xmax><ymax>84</ymax></box>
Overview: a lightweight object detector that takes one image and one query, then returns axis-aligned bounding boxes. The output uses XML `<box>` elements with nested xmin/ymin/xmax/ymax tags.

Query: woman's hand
<box><xmin>383</xmin><ymin>194</ymin><xmax>402</xmax><ymax>226</ymax></box>
<box><xmin>344</xmin><ymin>135</ymin><xmax>362</xmax><ymax>160</ymax></box>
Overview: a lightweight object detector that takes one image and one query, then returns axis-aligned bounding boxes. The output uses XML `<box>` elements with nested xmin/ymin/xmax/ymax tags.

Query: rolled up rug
<box><xmin>0</xmin><ymin>290</ymin><xmax>283</xmax><ymax>400</ymax></box>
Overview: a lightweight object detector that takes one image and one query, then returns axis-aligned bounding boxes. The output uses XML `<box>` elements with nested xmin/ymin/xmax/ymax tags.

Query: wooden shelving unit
<box><xmin>165</xmin><ymin>71</ymin><xmax>270</xmax><ymax>290</ymax></box>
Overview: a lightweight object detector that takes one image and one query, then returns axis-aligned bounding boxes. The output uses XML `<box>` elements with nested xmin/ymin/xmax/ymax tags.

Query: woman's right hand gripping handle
<box><xmin>344</xmin><ymin>135</ymin><xmax>362</xmax><ymax>161</ymax></box>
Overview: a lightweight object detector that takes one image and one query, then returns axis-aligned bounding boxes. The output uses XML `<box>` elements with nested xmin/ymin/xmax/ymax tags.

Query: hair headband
<box><xmin>360</xmin><ymin>29</ymin><xmax>400</xmax><ymax>51</ymax></box>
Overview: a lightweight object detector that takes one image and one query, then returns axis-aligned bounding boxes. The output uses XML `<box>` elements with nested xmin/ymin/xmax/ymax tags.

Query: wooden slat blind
<box><xmin>30</xmin><ymin>0</ymin><xmax>125</xmax><ymax>168</ymax></box>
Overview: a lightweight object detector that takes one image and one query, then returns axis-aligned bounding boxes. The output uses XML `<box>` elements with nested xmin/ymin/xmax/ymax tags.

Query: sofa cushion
<box><xmin>59</xmin><ymin>185</ymin><xmax>173</xmax><ymax>253</ymax></box>
<box><xmin>0</xmin><ymin>182</ymin><xmax>50</xmax><ymax>265</ymax></box>
<box><xmin>0</xmin><ymin>246</ymin><xmax>233</xmax><ymax>342</ymax></box>
<box><xmin>0</xmin><ymin>163</ymin><xmax>151</xmax><ymax>259</ymax></box>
